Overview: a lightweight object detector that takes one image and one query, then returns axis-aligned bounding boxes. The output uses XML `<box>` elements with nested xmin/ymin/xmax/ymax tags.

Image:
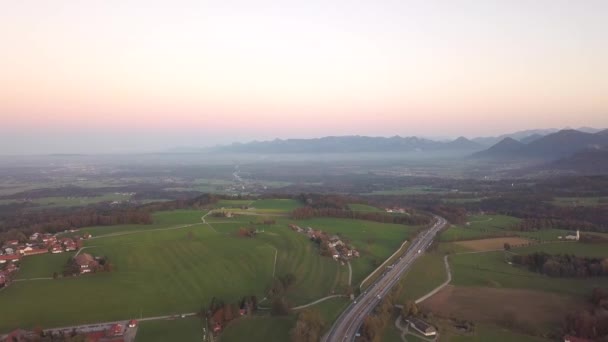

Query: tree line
<box><xmin>290</xmin><ymin>207</ymin><xmax>430</xmax><ymax>226</ymax></box>
<box><xmin>511</xmin><ymin>252</ymin><xmax>608</xmax><ymax>278</ymax></box>
<box><xmin>564</xmin><ymin>288</ymin><xmax>608</xmax><ymax>340</ymax></box>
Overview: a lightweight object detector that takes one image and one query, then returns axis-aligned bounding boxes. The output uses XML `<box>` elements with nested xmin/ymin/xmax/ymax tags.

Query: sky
<box><xmin>1</xmin><ymin>0</ymin><xmax>607</xmax><ymax>154</ymax></box>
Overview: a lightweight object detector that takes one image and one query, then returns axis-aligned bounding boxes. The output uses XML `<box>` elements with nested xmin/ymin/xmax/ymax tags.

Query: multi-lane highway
<box><xmin>324</xmin><ymin>215</ymin><xmax>447</xmax><ymax>342</ymax></box>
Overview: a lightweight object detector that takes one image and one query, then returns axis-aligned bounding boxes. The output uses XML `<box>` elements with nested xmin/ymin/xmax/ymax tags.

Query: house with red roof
<box><xmin>22</xmin><ymin>248</ymin><xmax>48</xmax><ymax>256</ymax></box>
<box><xmin>74</xmin><ymin>253</ymin><xmax>99</xmax><ymax>274</ymax></box>
<box><xmin>0</xmin><ymin>254</ymin><xmax>20</xmax><ymax>264</ymax></box>
<box><xmin>1</xmin><ymin>329</ymin><xmax>31</xmax><ymax>342</ymax></box>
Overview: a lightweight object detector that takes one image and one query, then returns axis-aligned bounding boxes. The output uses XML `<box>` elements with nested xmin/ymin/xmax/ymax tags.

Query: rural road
<box><xmin>323</xmin><ymin>215</ymin><xmax>447</xmax><ymax>342</ymax></box>
<box><xmin>414</xmin><ymin>255</ymin><xmax>452</xmax><ymax>304</ymax></box>
<box><xmin>2</xmin><ymin>313</ymin><xmax>200</xmax><ymax>341</ymax></box>
<box><xmin>347</xmin><ymin>262</ymin><xmax>352</xmax><ymax>286</ymax></box>
<box><xmin>291</xmin><ymin>295</ymin><xmax>348</xmax><ymax>310</ymax></box>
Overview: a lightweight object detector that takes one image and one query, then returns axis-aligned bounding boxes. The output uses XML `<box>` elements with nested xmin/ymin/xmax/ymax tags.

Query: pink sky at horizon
<box><xmin>1</xmin><ymin>0</ymin><xmax>607</xmax><ymax>153</ymax></box>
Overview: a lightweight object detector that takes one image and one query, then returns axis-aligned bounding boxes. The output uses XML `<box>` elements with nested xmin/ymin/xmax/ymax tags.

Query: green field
<box><xmin>0</xmin><ymin>194</ymin><xmax>132</xmax><ymax>208</ymax></box>
<box><xmin>289</xmin><ymin>217</ymin><xmax>418</xmax><ymax>286</ymax></box>
<box><xmin>552</xmin><ymin>196</ymin><xmax>607</xmax><ymax>207</ymax></box>
<box><xmin>251</xmin><ymin>199</ymin><xmax>302</xmax><ymax>211</ymax></box>
<box><xmin>450</xmin><ymin>247</ymin><xmax>608</xmax><ymax>297</ymax></box>
<box><xmin>347</xmin><ymin>203</ymin><xmax>383</xmax><ymax>212</ymax></box>
<box><xmin>0</xmin><ymin>206</ymin><xmax>418</xmax><ymax>333</ymax></box>
<box><xmin>397</xmin><ymin>252</ymin><xmax>446</xmax><ymax>302</ymax></box>
<box><xmin>221</xmin><ymin>316</ymin><xmax>295</xmax><ymax>342</ymax></box>
<box><xmin>365</xmin><ymin>186</ymin><xmax>448</xmax><ymax>196</ymax></box>
<box><xmin>305</xmin><ymin>296</ymin><xmax>350</xmax><ymax>330</ymax></box>
<box><xmin>224</xmin><ymin>296</ymin><xmax>349</xmax><ymax>342</ymax></box>
<box><xmin>513</xmin><ymin>241</ymin><xmax>608</xmax><ymax>258</ymax></box>
<box><xmin>446</xmin><ymin>324</ymin><xmax>549</xmax><ymax>342</ymax></box>
<box><xmin>215</xmin><ymin>199</ymin><xmax>254</xmax><ymax>208</ymax></box>
<box><xmin>134</xmin><ymin>317</ymin><xmax>202</xmax><ymax>342</ymax></box>
<box><xmin>57</xmin><ymin>210</ymin><xmax>207</xmax><ymax>239</ymax></box>
<box><xmin>440</xmin><ymin>215</ymin><xmax>521</xmax><ymax>242</ymax></box>
<box><xmin>14</xmin><ymin>252</ymin><xmax>75</xmax><ymax>279</ymax></box>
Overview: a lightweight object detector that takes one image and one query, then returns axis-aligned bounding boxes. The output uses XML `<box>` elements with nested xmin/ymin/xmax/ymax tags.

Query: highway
<box><xmin>323</xmin><ymin>215</ymin><xmax>447</xmax><ymax>342</ymax></box>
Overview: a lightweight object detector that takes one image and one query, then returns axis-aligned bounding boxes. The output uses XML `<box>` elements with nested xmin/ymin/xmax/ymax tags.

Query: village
<box><xmin>0</xmin><ymin>231</ymin><xmax>94</xmax><ymax>289</ymax></box>
<box><xmin>288</xmin><ymin>224</ymin><xmax>360</xmax><ymax>263</ymax></box>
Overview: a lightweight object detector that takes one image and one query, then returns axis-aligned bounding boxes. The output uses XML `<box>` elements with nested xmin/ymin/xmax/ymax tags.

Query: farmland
<box><xmin>0</xmin><ymin>205</ymin><xmax>418</xmax><ymax>333</ymax></box>
<box><xmin>420</xmin><ymin>285</ymin><xmax>583</xmax><ymax>331</ymax></box>
<box><xmin>221</xmin><ymin>316</ymin><xmax>295</xmax><ymax>342</ymax></box>
<box><xmin>551</xmin><ymin>196</ymin><xmax>608</xmax><ymax>207</ymax></box>
<box><xmin>449</xmin><ymin>246</ymin><xmax>608</xmax><ymax>297</ymax></box>
<box><xmin>396</xmin><ymin>252</ymin><xmax>446</xmax><ymax>302</ymax></box>
<box><xmin>0</xmin><ymin>194</ymin><xmax>132</xmax><ymax>209</ymax></box>
<box><xmin>444</xmin><ymin>324</ymin><xmax>550</xmax><ymax>342</ymax></box>
<box><xmin>453</xmin><ymin>237</ymin><xmax>532</xmax><ymax>252</ymax></box>
<box><xmin>439</xmin><ymin>215</ymin><xmax>521</xmax><ymax>242</ymax></box>
<box><xmin>13</xmin><ymin>252</ymin><xmax>75</xmax><ymax>279</ymax></box>
<box><xmin>287</xmin><ymin>217</ymin><xmax>420</xmax><ymax>286</ymax></box>
<box><xmin>134</xmin><ymin>317</ymin><xmax>202</xmax><ymax>342</ymax></box>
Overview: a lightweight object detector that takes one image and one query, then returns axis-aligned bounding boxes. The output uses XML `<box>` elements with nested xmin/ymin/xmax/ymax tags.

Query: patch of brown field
<box><xmin>420</xmin><ymin>285</ymin><xmax>585</xmax><ymax>326</ymax></box>
<box><xmin>454</xmin><ymin>237</ymin><xmax>532</xmax><ymax>251</ymax></box>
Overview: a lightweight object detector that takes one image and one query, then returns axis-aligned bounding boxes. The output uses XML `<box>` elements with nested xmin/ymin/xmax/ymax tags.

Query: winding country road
<box><xmin>323</xmin><ymin>215</ymin><xmax>447</xmax><ymax>342</ymax></box>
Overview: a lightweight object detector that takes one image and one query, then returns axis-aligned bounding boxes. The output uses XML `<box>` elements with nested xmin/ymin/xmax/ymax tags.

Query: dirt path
<box><xmin>291</xmin><ymin>295</ymin><xmax>348</xmax><ymax>310</ymax></box>
<box><xmin>469</xmin><ymin>217</ymin><xmax>494</xmax><ymax>223</ymax></box>
<box><xmin>347</xmin><ymin>261</ymin><xmax>352</xmax><ymax>286</ymax></box>
<box><xmin>13</xmin><ymin>277</ymin><xmax>53</xmax><ymax>282</ymax></box>
<box><xmin>272</xmin><ymin>247</ymin><xmax>278</xmax><ymax>278</ymax></box>
<box><xmin>201</xmin><ymin>210</ymin><xmax>218</xmax><ymax>233</ymax></box>
<box><xmin>89</xmin><ymin>222</ymin><xmax>203</xmax><ymax>240</ymax></box>
<box><xmin>414</xmin><ymin>255</ymin><xmax>452</xmax><ymax>304</ymax></box>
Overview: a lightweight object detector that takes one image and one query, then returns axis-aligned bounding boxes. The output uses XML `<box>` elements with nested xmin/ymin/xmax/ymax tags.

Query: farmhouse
<box><xmin>564</xmin><ymin>230</ymin><xmax>580</xmax><ymax>241</ymax></box>
<box><xmin>62</xmin><ymin>238</ymin><xmax>77</xmax><ymax>251</ymax></box>
<box><xmin>5</xmin><ymin>240</ymin><xmax>19</xmax><ymax>246</ymax></box>
<box><xmin>4</xmin><ymin>248</ymin><xmax>14</xmax><ymax>255</ymax></box>
<box><xmin>406</xmin><ymin>318</ymin><xmax>437</xmax><ymax>337</ymax></box>
<box><xmin>0</xmin><ymin>329</ymin><xmax>33</xmax><ymax>342</ymax></box>
<box><xmin>74</xmin><ymin>253</ymin><xmax>99</xmax><ymax>274</ymax></box>
<box><xmin>0</xmin><ymin>254</ymin><xmax>20</xmax><ymax>264</ymax></box>
<box><xmin>22</xmin><ymin>248</ymin><xmax>48</xmax><ymax>256</ymax></box>
<box><xmin>51</xmin><ymin>244</ymin><xmax>64</xmax><ymax>254</ymax></box>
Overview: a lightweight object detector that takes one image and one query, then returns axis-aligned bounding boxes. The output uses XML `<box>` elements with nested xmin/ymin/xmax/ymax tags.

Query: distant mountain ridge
<box><xmin>471</xmin><ymin>127</ymin><xmax>604</xmax><ymax>146</ymax></box>
<box><xmin>213</xmin><ymin>135</ymin><xmax>484</xmax><ymax>153</ymax></box>
<box><xmin>473</xmin><ymin>129</ymin><xmax>608</xmax><ymax>160</ymax></box>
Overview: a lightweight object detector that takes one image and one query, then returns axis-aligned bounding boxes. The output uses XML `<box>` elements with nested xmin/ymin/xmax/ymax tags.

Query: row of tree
<box><xmin>511</xmin><ymin>252</ymin><xmax>608</xmax><ymax>278</ymax></box>
<box><xmin>290</xmin><ymin>207</ymin><xmax>430</xmax><ymax>226</ymax></box>
<box><xmin>564</xmin><ymin>288</ymin><xmax>608</xmax><ymax>340</ymax></box>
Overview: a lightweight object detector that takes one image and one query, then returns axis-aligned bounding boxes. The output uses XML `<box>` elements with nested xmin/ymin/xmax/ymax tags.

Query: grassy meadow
<box><xmin>0</xmin><ymin>204</ymin><xmax>417</xmax><ymax>333</ymax></box>
<box><xmin>450</xmin><ymin>245</ymin><xmax>608</xmax><ymax>297</ymax></box>
<box><xmin>221</xmin><ymin>316</ymin><xmax>295</xmax><ymax>342</ymax></box>
<box><xmin>397</xmin><ymin>252</ymin><xmax>446</xmax><ymax>302</ymax></box>
<box><xmin>440</xmin><ymin>215</ymin><xmax>521</xmax><ymax>242</ymax></box>
<box><xmin>134</xmin><ymin>317</ymin><xmax>202</xmax><ymax>342</ymax></box>
<box><xmin>14</xmin><ymin>252</ymin><xmax>75</xmax><ymax>279</ymax></box>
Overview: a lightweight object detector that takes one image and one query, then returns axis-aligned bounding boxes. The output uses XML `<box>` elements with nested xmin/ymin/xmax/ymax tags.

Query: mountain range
<box><xmin>213</xmin><ymin>135</ymin><xmax>485</xmax><ymax>154</ymax></box>
<box><xmin>473</xmin><ymin>129</ymin><xmax>608</xmax><ymax>160</ymax></box>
